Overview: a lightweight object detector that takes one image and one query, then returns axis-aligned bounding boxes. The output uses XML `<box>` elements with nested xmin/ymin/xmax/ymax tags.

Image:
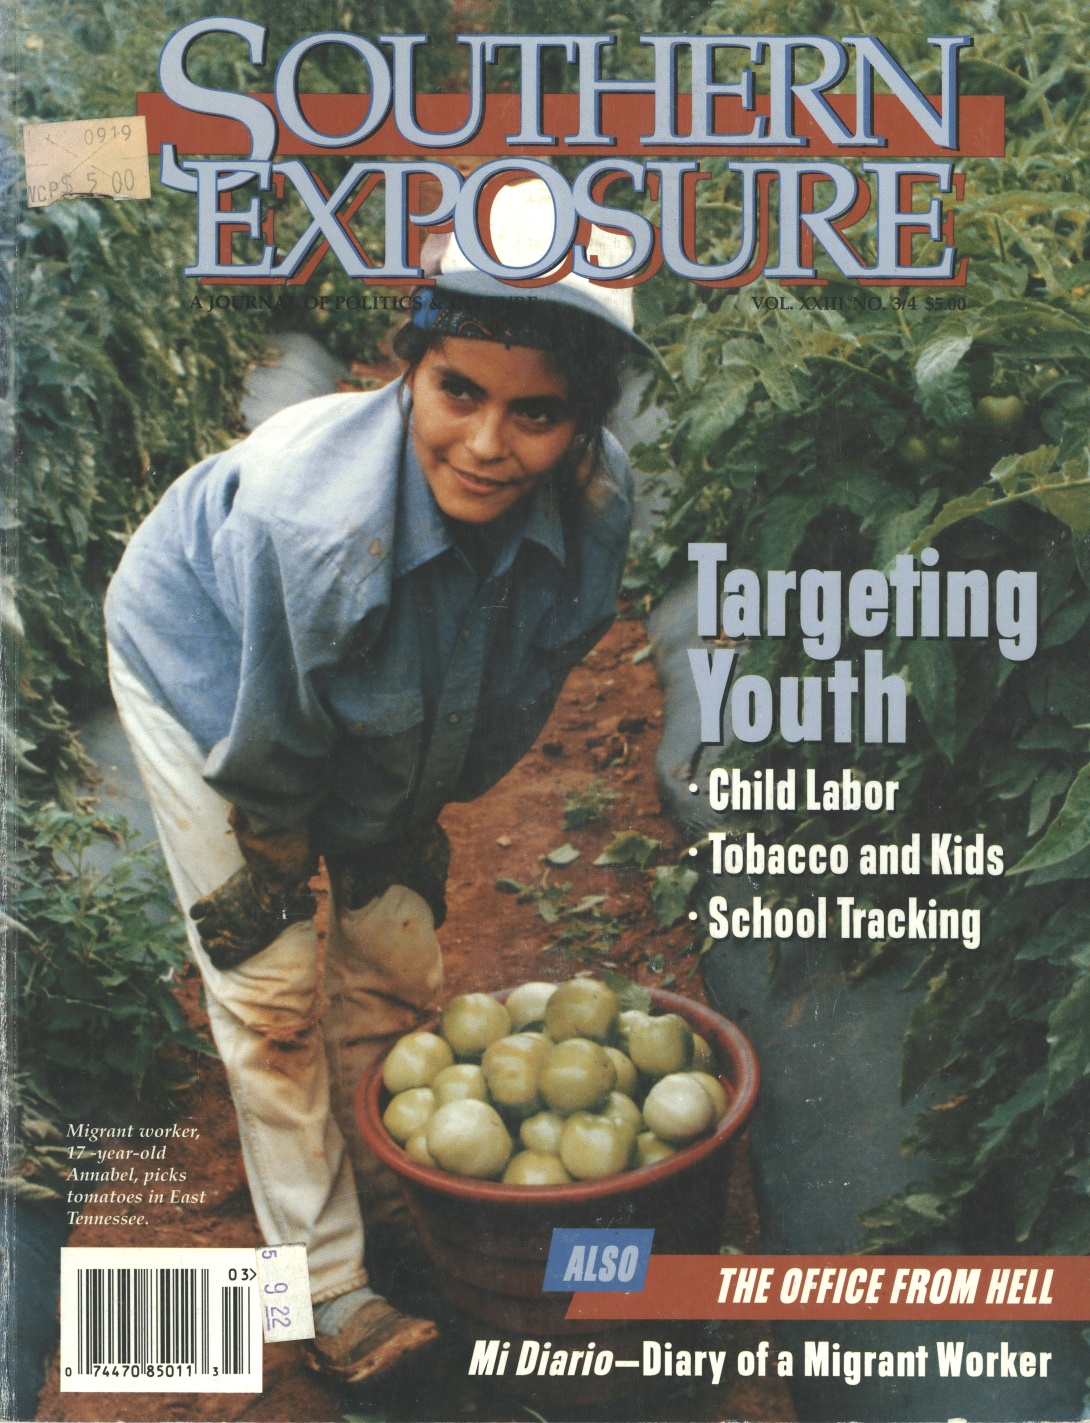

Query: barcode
<box><xmin>60</xmin><ymin>1248</ymin><xmax>262</xmax><ymax>1392</ymax></box>
<box><xmin>221</xmin><ymin>1285</ymin><xmax>251</xmax><ymax>1376</ymax></box>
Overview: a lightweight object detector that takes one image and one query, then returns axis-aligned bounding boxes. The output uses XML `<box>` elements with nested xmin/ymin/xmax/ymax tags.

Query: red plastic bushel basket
<box><xmin>355</xmin><ymin>988</ymin><xmax>759</xmax><ymax>1341</ymax></box>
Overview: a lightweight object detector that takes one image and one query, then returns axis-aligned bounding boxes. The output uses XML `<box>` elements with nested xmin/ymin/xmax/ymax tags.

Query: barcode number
<box><xmin>60</xmin><ymin>1249</ymin><xmax>262</xmax><ymax>1392</ymax></box>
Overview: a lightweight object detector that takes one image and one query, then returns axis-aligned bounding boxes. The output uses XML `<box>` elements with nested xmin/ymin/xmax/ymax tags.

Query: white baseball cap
<box><xmin>422</xmin><ymin>177</ymin><xmax>655</xmax><ymax>358</ymax></box>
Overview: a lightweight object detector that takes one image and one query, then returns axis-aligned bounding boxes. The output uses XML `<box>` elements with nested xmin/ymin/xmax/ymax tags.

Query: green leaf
<box><xmin>973</xmin><ymin>1071</ymin><xmax>1048</xmax><ymax>1170</ymax></box>
<box><xmin>1042</xmin><ymin>596</ymin><xmax>1090</xmax><ymax>648</ymax></box>
<box><xmin>601</xmin><ymin>971</ymin><xmax>652</xmax><ymax>1013</ymax></box>
<box><xmin>1028</xmin><ymin>767</ymin><xmax>1073</xmax><ymax>838</ymax></box>
<box><xmin>903</xmin><ymin>1193</ymin><xmax>947</xmax><ymax>1224</ymax></box>
<box><xmin>567</xmin><ymin>894</ymin><xmax>608</xmax><ymax>916</ymax></box>
<box><xmin>495</xmin><ymin>878</ymin><xmax>528</xmax><ymax>895</ymax></box>
<box><xmin>1046</xmin><ymin>972</ymin><xmax>1090</xmax><ymax>1100</ymax></box>
<box><xmin>562</xmin><ymin>780</ymin><xmax>618</xmax><ymax>830</ymax></box>
<box><xmin>758</xmin><ymin>493</ymin><xmax>830</xmax><ymax>570</ymax></box>
<box><xmin>1025</xmin><ymin>842</ymin><xmax>1090</xmax><ymax>885</ymax></box>
<box><xmin>1011</xmin><ymin>762</ymin><xmax>1090</xmax><ymax>873</ymax></box>
<box><xmin>1014</xmin><ymin>1160</ymin><xmax>1057</xmax><ymax>1242</ymax></box>
<box><xmin>650</xmin><ymin>866</ymin><xmax>700</xmax><ymax>930</ymax></box>
<box><xmin>905</xmin><ymin>640</ymin><xmax>957</xmax><ymax>761</ymax></box>
<box><xmin>755</xmin><ymin>351</ymin><xmax>801</xmax><ymax>411</ymax></box>
<box><xmin>542</xmin><ymin>843</ymin><xmax>581</xmax><ymax>867</ymax></box>
<box><xmin>909</xmin><ymin>487</ymin><xmax>996</xmax><ymax>552</ymax></box>
<box><xmin>900</xmin><ymin>966</ymin><xmax>961</xmax><ymax>1102</ymax></box>
<box><xmin>682</xmin><ymin>376</ymin><xmax>755</xmax><ymax>459</ymax></box>
<box><xmin>915</xmin><ymin>333</ymin><xmax>973</xmax><ymax>391</ymax></box>
<box><xmin>593</xmin><ymin>831</ymin><xmax>661</xmax><ymax>868</ymax></box>
<box><xmin>1035</xmin><ymin>482</ymin><xmax>1090</xmax><ymax>535</ymax></box>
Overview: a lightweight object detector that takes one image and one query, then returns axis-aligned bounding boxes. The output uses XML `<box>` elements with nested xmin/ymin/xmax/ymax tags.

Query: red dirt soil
<box><xmin>37</xmin><ymin>618</ymin><xmax>794</xmax><ymax>1423</ymax></box>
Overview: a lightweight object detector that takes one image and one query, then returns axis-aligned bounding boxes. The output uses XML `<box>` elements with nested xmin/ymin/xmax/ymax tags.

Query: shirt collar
<box><xmin>395</xmin><ymin>430</ymin><xmax>452</xmax><ymax>577</ymax></box>
<box><xmin>394</xmin><ymin>411</ymin><xmax>567</xmax><ymax>578</ymax></box>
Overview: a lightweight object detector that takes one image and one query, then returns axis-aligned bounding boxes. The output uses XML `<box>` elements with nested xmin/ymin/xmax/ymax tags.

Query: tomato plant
<box><xmin>628</xmin><ymin>0</ymin><xmax>1090</xmax><ymax>1259</ymax></box>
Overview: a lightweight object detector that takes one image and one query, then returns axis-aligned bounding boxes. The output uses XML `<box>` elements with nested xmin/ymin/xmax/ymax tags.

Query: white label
<box><xmin>255</xmin><ymin>1244</ymin><xmax>314</xmax><ymax>1342</ymax></box>
<box><xmin>23</xmin><ymin>117</ymin><xmax>151</xmax><ymax>208</ymax></box>
<box><xmin>59</xmin><ymin>1247</ymin><xmax>262</xmax><ymax>1392</ymax></box>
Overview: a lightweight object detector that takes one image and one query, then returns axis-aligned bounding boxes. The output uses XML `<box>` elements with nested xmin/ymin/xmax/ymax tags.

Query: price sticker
<box><xmin>23</xmin><ymin>116</ymin><xmax>150</xmax><ymax>209</ymax></box>
<box><xmin>255</xmin><ymin>1244</ymin><xmax>315</xmax><ymax>1343</ymax></box>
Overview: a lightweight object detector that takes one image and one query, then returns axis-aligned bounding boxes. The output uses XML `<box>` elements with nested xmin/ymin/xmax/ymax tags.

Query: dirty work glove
<box><xmin>190</xmin><ymin>807</ymin><xmax>318</xmax><ymax>971</ymax></box>
<box><xmin>327</xmin><ymin>822</ymin><xmax>451</xmax><ymax>929</ymax></box>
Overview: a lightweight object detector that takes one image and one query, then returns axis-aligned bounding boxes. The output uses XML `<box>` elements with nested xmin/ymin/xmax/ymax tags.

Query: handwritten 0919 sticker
<box><xmin>23</xmin><ymin>115</ymin><xmax>151</xmax><ymax>208</ymax></box>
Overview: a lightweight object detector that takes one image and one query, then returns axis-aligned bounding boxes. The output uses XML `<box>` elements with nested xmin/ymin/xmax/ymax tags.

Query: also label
<box><xmin>542</xmin><ymin>1229</ymin><xmax>655</xmax><ymax>1292</ymax></box>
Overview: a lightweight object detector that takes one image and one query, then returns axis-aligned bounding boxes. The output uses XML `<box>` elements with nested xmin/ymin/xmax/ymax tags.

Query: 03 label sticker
<box><xmin>59</xmin><ymin>1247</ymin><xmax>262</xmax><ymax>1392</ymax></box>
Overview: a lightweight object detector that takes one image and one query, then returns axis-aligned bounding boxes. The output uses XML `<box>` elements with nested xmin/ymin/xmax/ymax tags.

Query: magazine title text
<box><xmin>155</xmin><ymin>21</ymin><xmax>986</xmax><ymax>286</ymax></box>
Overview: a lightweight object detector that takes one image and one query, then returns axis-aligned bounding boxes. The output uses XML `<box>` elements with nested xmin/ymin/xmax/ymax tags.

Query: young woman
<box><xmin>104</xmin><ymin>181</ymin><xmax>649</xmax><ymax>1387</ymax></box>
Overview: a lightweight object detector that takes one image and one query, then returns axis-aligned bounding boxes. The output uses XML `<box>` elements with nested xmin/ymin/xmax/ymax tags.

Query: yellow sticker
<box><xmin>23</xmin><ymin>115</ymin><xmax>150</xmax><ymax>209</ymax></box>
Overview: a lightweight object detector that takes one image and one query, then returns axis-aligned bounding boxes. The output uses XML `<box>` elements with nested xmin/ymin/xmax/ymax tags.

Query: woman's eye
<box><xmin>519</xmin><ymin>404</ymin><xmax>561</xmax><ymax>427</ymax></box>
<box><xmin>440</xmin><ymin>377</ymin><xmax>474</xmax><ymax>401</ymax></box>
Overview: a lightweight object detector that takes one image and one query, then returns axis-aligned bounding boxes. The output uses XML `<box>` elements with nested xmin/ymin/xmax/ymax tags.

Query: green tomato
<box><xmin>502</xmin><ymin>1151</ymin><xmax>572</xmax><ymax>1186</ymax></box>
<box><xmin>934</xmin><ymin>431</ymin><xmax>964</xmax><ymax>461</ymax></box>
<box><xmin>627</xmin><ymin>1014</ymin><xmax>694</xmax><ymax>1078</ymax></box>
<box><xmin>441</xmin><ymin>993</ymin><xmax>511</xmax><ymax>1060</ymax></box>
<box><xmin>559</xmin><ymin>1112</ymin><xmax>631</xmax><ymax>1180</ymax></box>
<box><xmin>691</xmin><ymin>1033</ymin><xmax>716</xmax><ymax>1075</ymax></box>
<box><xmin>382</xmin><ymin>1031</ymin><xmax>454</xmax><ymax>1094</ymax></box>
<box><xmin>685</xmin><ymin>1071</ymin><xmax>729</xmax><ymax>1122</ymax></box>
<box><xmin>603</xmin><ymin>1090</ymin><xmax>642</xmax><ymax>1144</ymax></box>
<box><xmin>642</xmin><ymin>1073</ymin><xmax>716</xmax><ymax>1144</ymax></box>
<box><xmin>382</xmin><ymin>1087</ymin><xmax>436</xmax><ymax>1145</ymax></box>
<box><xmin>519</xmin><ymin>1110</ymin><xmax>565</xmax><ymax>1155</ymax></box>
<box><xmin>898</xmin><ymin>433</ymin><xmax>931</xmax><ymax>468</ymax></box>
<box><xmin>614</xmin><ymin>1009</ymin><xmax>652</xmax><ymax>1050</ymax></box>
<box><xmin>977</xmin><ymin>395</ymin><xmax>1026</xmax><ymax>432</ymax></box>
<box><xmin>544</xmin><ymin>978</ymin><xmax>620</xmax><ymax>1043</ymax></box>
<box><xmin>539</xmin><ymin>1038</ymin><xmax>617</xmax><ymax>1114</ymax></box>
<box><xmin>426</xmin><ymin>1100</ymin><xmax>513</xmax><ymax>1179</ymax></box>
<box><xmin>431</xmin><ymin>1063</ymin><xmax>488</xmax><ymax>1106</ymax></box>
<box><xmin>404</xmin><ymin>1130</ymin><xmax>436</xmax><ymax>1168</ymax></box>
<box><xmin>481</xmin><ymin>1034</ymin><xmax>548</xmax><ymax>1109</ymax></box>
<box><xmin>504</xmin><ymin>981</ymin><xmax>557</xmax><ymax>1031</ymax></box>
<box><xmin>605</xmin><ymin>1045</ymin><xmax>639</xmax><ymax>1098</ymax></box>
<box><xmin>635</xmin><ymin>1130</ymin><xmax>677</xmax><ymax>1168</ymax></box>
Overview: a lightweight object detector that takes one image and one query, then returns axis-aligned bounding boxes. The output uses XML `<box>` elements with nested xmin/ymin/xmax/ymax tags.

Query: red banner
<box><xmin>137</xmin><ymin>92</ymin><xmax>1005</xmax><ymax>159</ymax></box>
<box><xmin>567</xmin><ymin>1256</ymin><xmax>1090</xmax><ymax>1321</ymax></box>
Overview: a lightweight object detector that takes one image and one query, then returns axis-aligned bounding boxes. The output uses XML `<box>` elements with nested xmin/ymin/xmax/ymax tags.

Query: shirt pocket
<box><xmin>322</xmin><ymin>683</ymin><xmax>428</xmax><ymax>832</ymax></box>
<box><xmin>325</xmin><ymin>683</ymin><xmax>425</xmax><ymax>739</ymax></box>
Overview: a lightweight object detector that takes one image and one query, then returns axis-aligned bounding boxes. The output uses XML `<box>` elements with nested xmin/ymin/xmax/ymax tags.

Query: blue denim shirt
<box><xmin>104</xmin><ymin>379</ymin><xmax>633</xmax><ymax>851</ymax></box>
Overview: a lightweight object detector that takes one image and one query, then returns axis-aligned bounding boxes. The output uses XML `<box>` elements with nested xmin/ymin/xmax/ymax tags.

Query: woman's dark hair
<box><xmin>393</xmin><ymin>291</ymin><xmax>630</xmax><ymax>498</ymax></box>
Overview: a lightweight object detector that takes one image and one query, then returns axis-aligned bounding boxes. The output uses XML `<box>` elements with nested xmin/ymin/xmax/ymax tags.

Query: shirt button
<box><xmin>447</xmin><ymin>712</ymin><xmax>460</xmax><ymax>726</ymax></box>
<box><xmin>435</xmin><ymin>779</ymin><xmax>444</xmax><ymax>791</ymax></box>
<box><xmin>461</xmin><ymin>629</ymin><xmax>471</xmax><ymax>642</ymax></box>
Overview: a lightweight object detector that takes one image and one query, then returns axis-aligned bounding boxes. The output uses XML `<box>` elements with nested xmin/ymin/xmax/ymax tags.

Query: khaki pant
<box><xmin>108</xmin><ymin>649</ymin><xmax>444</xmax><ymax>1303</ymax></box>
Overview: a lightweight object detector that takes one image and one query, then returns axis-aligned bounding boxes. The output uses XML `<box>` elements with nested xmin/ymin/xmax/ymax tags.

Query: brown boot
<box><xmin>305</xmin><ymin>1298</ymin><xmax>439</xmax><ymax>1387</ymax></box>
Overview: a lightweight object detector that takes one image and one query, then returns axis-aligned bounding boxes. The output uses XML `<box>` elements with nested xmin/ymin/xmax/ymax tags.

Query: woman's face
<box><xmin>406</xmin><ymin>336</ymin><xmax>579</xmax><ymax>524</ymax></box>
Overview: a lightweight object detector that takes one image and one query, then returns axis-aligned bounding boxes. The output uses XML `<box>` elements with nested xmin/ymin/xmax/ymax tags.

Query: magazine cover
<box><xmin>8</xmin><ymin>2</ymin><xmax>1090</xmax><ymax>1421</ymax></box>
